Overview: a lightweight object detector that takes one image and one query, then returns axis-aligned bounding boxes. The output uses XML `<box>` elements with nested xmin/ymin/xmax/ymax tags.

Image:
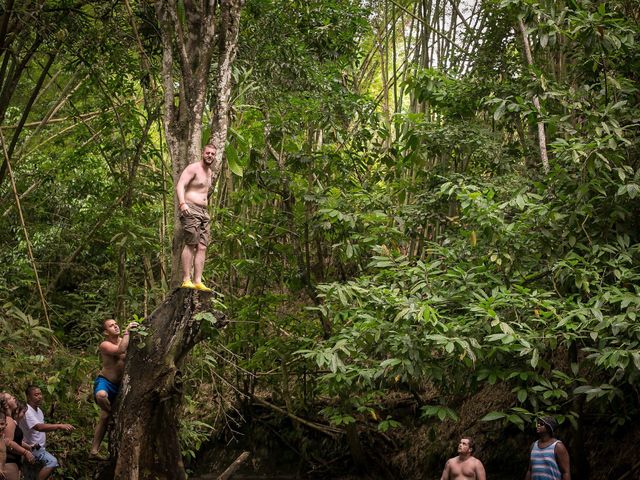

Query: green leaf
<box><xmin>226</xmin><ymin>143</ymin><xmax>244</xmax><ymax>177</ymax></box>
<box><xmin>531</xmin><ymin>349</ymin><xmax>539</xmax><ymax>369</ymax></box>
<box><xmin>632</xmin><ymin>353</ymin><xmax>640</xmax><ymax>371</ymax></box>
<box><xmin>380</xmin><ymin>358</ymin><xmax>402</xmax><ymax>368</ymax></box>
<box><xmin>540</xmin><ymin>33</ymin><xmax>548</xmax><ymax>48</ymax></box>
<box><xmin>517</xmin><ymin>389</ymin><xmax>527</xmax><ymax>403</ymax></box>
<box><xmin>494</xmin><ymin>100</ymin><xmax>507</xmax><ymax>121</ymax></box>
<box><xmin>481</xmin><ymin>411</ymin><xmax>506</xmax><ymax>421</ymax></box>
<box><xmin>346</xmin><ymin>243</ymin><xmax>354</xmax><ymax>258</ymax></box>
<box><xmin>507</xmin><ymin>414</ymin><xmax>525</xmax><ymax>429</ymax></box>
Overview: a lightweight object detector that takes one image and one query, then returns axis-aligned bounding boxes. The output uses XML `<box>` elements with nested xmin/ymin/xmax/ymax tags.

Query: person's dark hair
<box><xmin>103</xmin><ymin>318</ymin><xmax>115</xmax><ymax>330</ymax></box>
<box><xmin>25</xmin><ymin>385</ymin><xmax>40</xmax><ymax>399</ymax></box>
<box><xmin>203</xmin><ymin>143</ymin><xmax>216</xmax><ymax>151</ymax></box>
<box><xmin>0</xmin><ymin>395</ymin><xmax>8</xmax><ymax>416</ymax></box>
<box><xmin>0</xmin><ymin>411</ymin><xmax>6</xmax><ymax>422</ymax></box>
<box><xmin>15</xmin><ymin>400</ymin><xmax>27</xmax><ymax>417</ymax></box>
<box><xmin>462</xmin><ymin>437</ymin><xmax>475</xmax><ymax>453</ymax></box>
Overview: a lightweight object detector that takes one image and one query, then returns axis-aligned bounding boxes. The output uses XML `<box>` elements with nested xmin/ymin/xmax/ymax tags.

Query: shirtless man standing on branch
<box><xmin>440</xmin><ymin>437</ymin><xmax>487</xmax><ymax>480</ymax></box>
<box><xmin>90</xmin><ymin>319</ymin><xmax>137</xmax><ymax>458</ymax></box>
<box><xmin>175</xmin><ymin>144</ymin><xmax>217</xmax><ymax>292</ymax></box>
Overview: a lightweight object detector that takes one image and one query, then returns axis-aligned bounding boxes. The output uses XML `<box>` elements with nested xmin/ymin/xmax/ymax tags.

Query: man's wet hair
<box><xmin>103</xmin><ymin>318</ymin><xmax>115</xmax><ymax>329</ymax></box>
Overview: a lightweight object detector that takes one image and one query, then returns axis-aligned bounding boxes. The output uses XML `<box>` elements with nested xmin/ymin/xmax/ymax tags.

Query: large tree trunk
<box><xmin>100</xmin><ymin>1</ymin><xmax>244</xmax><ymax>477</ymax></box>
<box><xmin>156</xmin><ymin>0</ymin><xmax>217</xmax><ymax>287</ymax></box>
<box><xmin>106</xmin><ymin>288</ymin><xmax>224</xmax><ymax>480</ymax></box>
<box><xmin>158</xmin><ymin>0</ymin><xmax>245</xmax><ymax>287</ymax></box>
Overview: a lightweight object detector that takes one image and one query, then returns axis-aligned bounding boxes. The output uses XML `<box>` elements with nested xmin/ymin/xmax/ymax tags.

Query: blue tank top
<box><xmin>530</xmin><ymin>439</ymin><xmax>562</xmax><ymax>480</ymax></box>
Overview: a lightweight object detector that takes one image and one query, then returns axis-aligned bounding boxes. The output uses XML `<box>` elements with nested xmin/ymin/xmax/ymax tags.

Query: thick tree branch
<box><xmin>209</xmin><ymin>0</ymin><xmax>244</xmax><ymax>174</ymax></box>
<box><xmin>518</xmin><ymin>18</ymin><xmax>550</xmax><ymax>174</ymax></box>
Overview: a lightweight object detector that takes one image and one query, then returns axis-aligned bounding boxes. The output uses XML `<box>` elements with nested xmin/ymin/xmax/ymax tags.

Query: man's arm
<box><xmin>100</xmin><ymin>322</ymin><xmax>138</xmax><ymax>356</ymax></box>
<box><xmin>4</xmin><ymin>419</ymin><xmax>34</xmax><ymax>463</ymax></box>
<box><xmin>555</xmin><ymin>442</ymin><xmax>571</xmax><ymax>480</ymax></box>
<box><xmin>175</xmin><ymin>165</ymin><xmax>195</xmax><ymax>213</ymax></box>
<box><xmin>33</xmin><ymin>423</ymin><xmax>74</xmax><ymax>433</ymax></box>
<box><xmin>440</xmin><ymin>459</ymin><xmax>451</xmax><ymax>480</ymax></box>
<box><xmin>475</xmin><ymin>459</ymin><xmax>486</xmax><ymax>480</ymax></box>
<box><xmin>0</xmin><ymin>436</ymin><xmax>7</xmax><ymax>479</ymax></box>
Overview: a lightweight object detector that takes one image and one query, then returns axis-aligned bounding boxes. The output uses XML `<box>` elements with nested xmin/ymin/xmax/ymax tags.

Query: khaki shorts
<box><xmin>179</xmin><ymin>203</ymin><xmax>211</xmax><ymax>246</ymax></box>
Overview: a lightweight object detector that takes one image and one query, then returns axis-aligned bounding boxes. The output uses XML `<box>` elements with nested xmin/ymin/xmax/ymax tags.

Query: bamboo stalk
<box><xmin>448</xmin><ymin>0</ymin><xmax>472</xmax><ymax>32</ymax></box>
<box><xmin>387</xmin><ymin>0</ymin><xmax>465</xmax><ymax>53</ymax></box>
<box><xmin>378</xmin><ymin>2</ymin><xmax>392</xmax><ymax>143</ymax></box>
<box><xmin>2</xmin><ymin>180</ymin><xmax>40</xmax><ymax>216</ymax></box>
<box><xmin>0</xmin><ymin>52</ymin><xmax>56</xmax><ymax>187</ymax></box>
<box><xmin>23</xmin><ymin>118</ymin><xmax>103</xmax><ymax>158</ymax></box>
<box><xmin>0</xmin><ymin>127</ymin><xmax>53</xmax><ymax>334</ymax></box>
<box><xmin>0</xmin><ymin>108</ymin><xmax>104</xmax><ymax>130</ymax></box>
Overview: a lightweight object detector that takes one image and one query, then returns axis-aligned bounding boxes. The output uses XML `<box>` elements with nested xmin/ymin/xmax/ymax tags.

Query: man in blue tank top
<box><xmin>525</xmin><ymin>416</ymin><xmax>571</xmax><ymax>480</ymax></box>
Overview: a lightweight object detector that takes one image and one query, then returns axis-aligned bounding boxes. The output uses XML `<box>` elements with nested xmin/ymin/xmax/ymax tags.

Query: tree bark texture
<box><xmin>109</xmin><ymin>288</ymin><xmax>222</xmax><ymax>480</ymax></box>
<box><xmin>157</xmin><ymin>0</ymin><xmax>217</xmax><ymax>287</ymax></box>
<box><xmin>209</xmin><ymin>0</ymin><xmax>244</xmax><ymax>159</ymax></box>
<box><xmin>518</xmin><ymin>18</ymin><xmax>550</xmax><ymax>174</ymax></box>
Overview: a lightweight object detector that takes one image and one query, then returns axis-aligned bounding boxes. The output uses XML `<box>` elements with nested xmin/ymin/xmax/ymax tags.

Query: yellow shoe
<box><xmin>181</xmin><ymin>280</ymin><xmax>195</xmax><ymax>289</ymax></box>
<box><xmin>193</xmin><ymin>282</ymin><xmax>212</xmax><ymax>292</ymax></box>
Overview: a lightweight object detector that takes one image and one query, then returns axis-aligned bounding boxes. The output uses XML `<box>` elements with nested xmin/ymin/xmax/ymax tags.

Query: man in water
<box><xmin>19</xmin><ymin>386</ymin><xmax>74</xmax><ymax>480</ymax></box>
<box><xmin>440</xmin><ymin>437</ymin><xmax>486</xmax><ymax>480</ymax></box>
<box><xmin>90</xmin><ymin>318</ymin><xmax>137</xmax><ymax>458</ymax></box>
<box><xmin>525</xmin><ymin>416</ymin><xmax>571</xmax><ymax>480</ymax></box>
<box><xmin>175</xmin><ymin>143</ymin><xmax>218</xmax><ymax>292</ymax></box>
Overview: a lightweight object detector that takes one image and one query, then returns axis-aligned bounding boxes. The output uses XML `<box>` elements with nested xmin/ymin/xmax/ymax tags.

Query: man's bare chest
<box><xmin>102</xmin><ymin>351</ymin><xmax>125</xmax><ymax>365</ymax></box>
<box><xmin>450</xmin><ymin>460</ymin><xmax>477</xmax><ymax>479</ymax></box>
<box><xmin>189</xmin><ymin>171</ymin><xmax>212</xmax><ymax>190</ymax></box>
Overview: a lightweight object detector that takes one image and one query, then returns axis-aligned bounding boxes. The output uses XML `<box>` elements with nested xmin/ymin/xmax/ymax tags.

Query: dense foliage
<box><xmin>0</xmin><ymin>0</ymin><xmax>638</xmax><ymax>477</ymax></box>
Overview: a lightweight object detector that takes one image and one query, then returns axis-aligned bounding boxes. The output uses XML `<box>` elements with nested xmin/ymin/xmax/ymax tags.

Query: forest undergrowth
<box><xmin>0</xmin><ymin>0</ymin><xmax>639</xmax><ymax>478</ymax></box>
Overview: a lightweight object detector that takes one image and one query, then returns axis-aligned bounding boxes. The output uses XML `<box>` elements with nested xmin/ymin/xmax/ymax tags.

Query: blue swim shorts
<box><xmin>93</xmin><ymin>375</ymin><xmax>120</xmax><ymax>405</ymax></box>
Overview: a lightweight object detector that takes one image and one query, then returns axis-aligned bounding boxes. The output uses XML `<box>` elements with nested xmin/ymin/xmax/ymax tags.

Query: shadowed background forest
<box><xmin>0</xmin><ymin>0</ymin><xmax>639</xmax><ymax>478</ymax></box>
